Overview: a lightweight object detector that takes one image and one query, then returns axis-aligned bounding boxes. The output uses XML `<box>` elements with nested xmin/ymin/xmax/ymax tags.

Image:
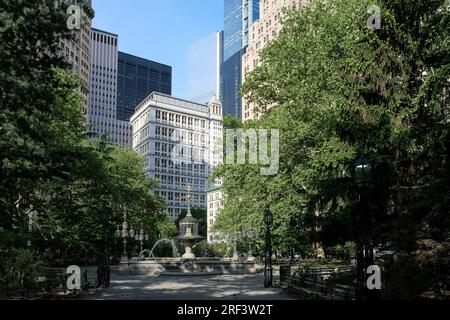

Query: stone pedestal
<box><xmin>120</xmin><ymin>255</ymin><xmax>129</xmax><ymax>264</ymax></box>
<box><xmin>182</xmin><ymin>245</ymin><xmax>195</xmax><ymax>259</ymax></box>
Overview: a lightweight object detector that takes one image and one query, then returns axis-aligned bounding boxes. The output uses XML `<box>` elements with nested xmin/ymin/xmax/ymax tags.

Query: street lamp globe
<box><xmin>264</xmin><ymin>210</ymin><xmax>273</xmax><ymax>227</ymax></box>
<box><xmin>121</xmin><ymin>221</ymin><xmax>128</xmax><ymax>238</ymax></box>
<box><xmin>129</xmin><ymin>226</ymin><xmax>135</xmax><ymax>239</ymax></box>
<box><xmin>354</xmin><ymin>156</ymin><xmax>372</xmax><ymax>187</ymax></box>
<box><xmin>114</xmin><ymin>225</ymin><xmax>121</xmax><ymax>239</ymax></box>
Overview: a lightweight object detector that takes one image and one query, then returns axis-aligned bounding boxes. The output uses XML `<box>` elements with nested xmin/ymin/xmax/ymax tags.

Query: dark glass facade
<box><xmin>221</xmin><ymin>0</ymin><xmax>259</xmax><ymax>118</ymax></box>
<box><xmin>223</xmin><ymin>0</ymin><xmax>259</xmax><ymax>61</ymax></box>
<box><xmin>223</xmin><ymin>0</ymin><xmax>243</xmax><ymax>61</ymax></box>
<box><xmin>117</xmin><ymin>52</ymin><xmax>172</xmax><ymax>121</ymax></box>
<box><xmin>220</xmin><ymin>50</ymin><xmax>243</xmax><ymax>118</ymax></box>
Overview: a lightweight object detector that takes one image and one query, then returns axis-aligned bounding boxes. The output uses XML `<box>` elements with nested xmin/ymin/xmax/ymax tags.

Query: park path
<box><xmin>83</xmin><ymin>273</ymin><xmax>290</xmax><ymax>300</ymax></box>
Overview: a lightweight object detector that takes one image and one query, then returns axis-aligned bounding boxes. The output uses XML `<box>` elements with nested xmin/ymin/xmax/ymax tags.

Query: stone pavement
<box><xmin>83</xmin><ymin>273</ymin><xmax>290</xmax><ymax>300</ymax></box>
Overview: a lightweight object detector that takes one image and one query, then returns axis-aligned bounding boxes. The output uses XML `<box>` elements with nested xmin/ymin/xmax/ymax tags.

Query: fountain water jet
<box><xmin>138</xmin><ymin>238</ymin><xmax>179</xmax><ymax>260</ymax></box>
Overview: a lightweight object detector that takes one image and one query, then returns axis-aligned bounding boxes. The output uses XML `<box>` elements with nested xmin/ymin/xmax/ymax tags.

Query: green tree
<box><xmin>155</xmin><ymin>217</ymin><xmax>178</xmax><ymax>240</ymax></box>
<box><xmin>0</xmin><ymin>1</ymin><xmax>168</xmax><ymax>290</ymax></box>
<box><xmin>0</xmin><ymin>0</ymin><xmax>84</xmax><ymax>243</ymax></box>
<box><xmin>214</xmin><ymin>0</ymin><xmax>450</xmax><ymax>297</ymax></box>
<box><xmin>32</xmin><ymin>139</ymin><xmax>166</xmax><ymax>261</ymax></box>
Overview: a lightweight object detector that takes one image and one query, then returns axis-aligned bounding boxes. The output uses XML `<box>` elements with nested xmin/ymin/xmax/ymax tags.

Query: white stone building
<box><xmin>88</xmin><ymin>28</ymin><xmax>132</xmax><ymax>146</ymax></box>
<box><xmin>131</xmin><ymin>92</ymin><xmax>223</xmax><ymax>221</ymax></box>
<box><xmin>207</xmin><ymin>187</ymin><xmax>225</xmax><ymax>243</ymax></box>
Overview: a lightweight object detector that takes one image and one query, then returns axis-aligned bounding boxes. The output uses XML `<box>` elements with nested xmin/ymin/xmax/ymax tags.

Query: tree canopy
<box><xmin>0</xmin><ymin>0</ymin><xmax>167</xmax><ymax>262</ymax></box>
<box><xmin>213</xmin><ymin>0</ymin><xmax>450</xmax><ymax>297</ymax></box>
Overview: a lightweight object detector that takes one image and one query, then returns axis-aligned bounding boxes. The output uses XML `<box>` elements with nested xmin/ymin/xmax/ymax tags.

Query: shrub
<box><xmin>193</xmin><ymin>241</ymin><xmax>215</xmax><ymax>257</ymax></box>
<box><xmin>192</xmin><ymin>241</ymin><xmax>233</xmax><ymax>258</ymax></box>
<box><xmin>0</xmin><ymin>248</ymin><xmax>44</xmax><ymax>296</ymax></box>
<box><xmin>383</xmin><ymin>239</ymin><xmax>450</xmax><ymax>299</ymax></box>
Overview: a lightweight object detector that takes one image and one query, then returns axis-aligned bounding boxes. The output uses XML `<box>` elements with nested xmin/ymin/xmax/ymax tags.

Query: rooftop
<box><xmin>135</xmin><ymin>92</ymin><xmax>209</xmax><ymax>115</ymax></box>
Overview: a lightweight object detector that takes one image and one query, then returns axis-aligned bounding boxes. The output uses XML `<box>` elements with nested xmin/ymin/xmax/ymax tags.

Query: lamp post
<box><xmin>95</xmin><ymin>136</ymin><xmax>114</xmax><ymax>288</ymax></box>
<box><xmin>135</xmin><ymin>223</ymin><xmax>149</xmax><ymax>254</ymax></box>
<box><xmin>264</xmin><ymin>210</ymin><xmax>273</xmax><ymax>288</ymax></box>
<box><xmin>97</xmin><ymin>206</ymin><xmax>112</xmax><ymax>288</ymax></box>
<box><xmin>354</xmin><ymin>156</ymin><xmax>375</xmax><ymax>300</ymax></box>
<box><xmin>234</xmin><ymin>231</ymin><xmax>243</xmax><ymax>260</ymax></box>
<box><xmin>246</xmin><ymin>227</ymin><xmax>255</xmax><ymax>261</ymax></box>
<box><xmin>114</xmin><ymin>213</ymin><xmax>135</xmax><ymax>263</ymax></box>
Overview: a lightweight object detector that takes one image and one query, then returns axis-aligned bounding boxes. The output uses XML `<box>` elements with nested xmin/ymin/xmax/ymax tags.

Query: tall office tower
<box><xmin>58</xmin><ymin>0</ymin><xmax>95</xmax><ymax>117</ymax></box>
<box><xmin>221</xmin><ymin>0</ymin><xmax>259</xmax><ymax>118</ymax></box>
<box><xmin>131</xmin><ymin>93</ymin><xmax>223</xmax><ymax>221</ymax></box>
<box><xmin>221</xmin><ymin>50</ymin><xmax>244</xmax><ymax>118</ymax></box>
<box><xmin>88</xmin><ymin>29</ymin><xmax>132</xmax><ymax>146</ymax></box>
<box><xmin>242</xmin><ymin>0</ymin><xmax>304</xmax><ymax>122</ymax></box>
<box><xmin>117</xmin><ymin>52</ymin><xmax>172</xmax><ymax>122</ymax></box>
<box><xmin>223</xmin><ymin>0</ymin><xmax>259</xmax><ymax>61</ymax></box>
<box><xmin>188</xmin><ymin>32</ymin><xmax>224</xmax><ymax>104</ymax></box>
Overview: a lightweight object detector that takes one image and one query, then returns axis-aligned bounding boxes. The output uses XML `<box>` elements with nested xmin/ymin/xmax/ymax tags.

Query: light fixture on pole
<box><xmin>355</xmin><ymin>156</ymin><xmax>372</xmax><ymax>187</ymax></box>
<box><xmin>246</xmin><ymin>227</ymin><xmax>255</xmax><ymax>261</ymax></box>
<box><xmin>264</xmin><ymin>209</ymin><xmax>273</xmax><ymax>288</ymax></box>
<box><xmin>114</xmin><ymin>213</ymin><xmax>134</xmax><ymax>262</ymax></box>
<box><xmin>354</xmin><ymin>155</ymin><xmax>375</xmax><ymax>300</ymax></box>
<box><xmin>136</xmin><ymin>223</ymin><xmax>148</xmax><ymax>253</ymax></box>
<box><xmin>231</xmin><ymin>231</ymin><xmax>242</xmax><ymax>260</ymax></box>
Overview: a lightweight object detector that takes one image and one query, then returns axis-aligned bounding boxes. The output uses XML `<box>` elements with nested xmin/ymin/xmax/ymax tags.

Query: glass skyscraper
<box><xmin>221</xmin><ymin>50</ymin><xmax>243</xmax><ymax>118</ymax></box>
<box><xmin>117</xmin><ymin>52</ymin><xmax>172</xmax><ymax>122</ymax></box>
<box><xmin>188</xmin><ymin>32</ymin><xmax>223</xmax><ymax>104</ymax></box>
<box><xmin>221</xmin><ymin>0</ymin><xmax>259</xmax><ymax>118</ymax></box>
<box><xmin>223</xmin><ymin>0</ymin><xmax>259</xmax><ymax>61</ymax></box>
<box><xmin>223</xmin><ymin>0</ymin><xmax>243</xmax><ymax>61</ymax></box>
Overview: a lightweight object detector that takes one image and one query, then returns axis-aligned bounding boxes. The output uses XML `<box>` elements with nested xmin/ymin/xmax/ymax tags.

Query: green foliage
<box><xmin>0</xmin><ymin>0</ymin><xmax>81</xmax><ymax>220</ymax></box>
<box><xmin>151</xmin><ymin>241</ymin><xmax>176</xmax><ymax>258</ymax></box>
<box><xmin>383</xmin><ymin>239</ymin><xmax>450</xmax><ymax>299</ymax></box>
<box><xmin>32</xmin><ymin>140</ymin><xmax>166</xmax><ymax>258</ymax></box>
<box><xmin>192</xmin><ymin>241</ymin><xmax>216</xmax><ymax>257</ymax></box>
<box><xmin>192</xmin><ymin>241</ymin><xmax>233</xmax><ymax>258</ymax></box>
<box><xmin>221</xmin><ymin>115</ymin><xmax>243</xmax><ymax>129</ymax></box>
<box><xmin>0</xmin><ymin>249</ymin><xmax>43</xmax><ymax>294</ymax></box>
<box><xmin>156</xmin><ymin>217</ymin><xmax>178</xmax><ymax>240</ymax></box>
<box><xmin>329</xmin><ymin>241</ymin><xmax>355</xmax><ymax>260</ymax></box>
<box><xmin>214</xmin><ymin>0</ymin><xmax>450</xmax><ymax>298</ymax></box>
<box><xmin>0</xmin><ymin>0</ymin><xmax>167</xmax><ymax>263</ymax></box>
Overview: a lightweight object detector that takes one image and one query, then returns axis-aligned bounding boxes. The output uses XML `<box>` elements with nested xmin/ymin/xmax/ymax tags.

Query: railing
<box><xmin>282</xmin><ymin>266</ymin><xmax>356</xmax><ymax>300</ymax></box>
<box><xmin>0</xmin><ymin>268</ymin><xmax>95</xmax><ymax>300</ymax></box>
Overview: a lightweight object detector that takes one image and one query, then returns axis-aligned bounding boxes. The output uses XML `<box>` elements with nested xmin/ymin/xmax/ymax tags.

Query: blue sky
<box><xmin>92</xmin><ymin>0</ymin><xmax>224</xmax><ymax>99</ymax></box>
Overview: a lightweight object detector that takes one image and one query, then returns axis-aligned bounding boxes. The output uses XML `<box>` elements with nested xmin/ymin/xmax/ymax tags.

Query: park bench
<box><xmin>286</xmin><ymin>274</ymin><xmax>330</xmax><ymax>299</ymax></box>
<box><xmin>285</xmin><ymin>267</ymin><xmax>355</xmax><ymax>300</ymax></box>
<box><xmin>329</xmin><ymin>283</ymin><xmax>354</xmax><ymax>300</ymax></box>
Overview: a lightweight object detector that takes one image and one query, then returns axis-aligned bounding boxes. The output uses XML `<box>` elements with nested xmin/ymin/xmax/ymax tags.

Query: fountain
<box><xmin>114</xmin><ymin>185</ymin><xmax>258</xmax><ymax>276</ymax></box>
<box><xmin>174</xmin><ymin>186</ymin><xmax>204</xmax><ymax>259</ymax></box>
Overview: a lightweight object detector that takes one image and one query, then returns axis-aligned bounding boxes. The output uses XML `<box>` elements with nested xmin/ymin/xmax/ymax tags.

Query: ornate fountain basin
<box><xmin>113</xmin><ymin>257</ymin><xmax>258</xmax><ymax>276</ymax></box>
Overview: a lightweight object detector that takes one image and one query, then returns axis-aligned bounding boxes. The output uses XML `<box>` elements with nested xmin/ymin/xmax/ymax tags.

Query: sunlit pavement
<box><xmin>83</xmin><ymin>273</ymin><xmax>291</xmax><ymax>300</ymax></box>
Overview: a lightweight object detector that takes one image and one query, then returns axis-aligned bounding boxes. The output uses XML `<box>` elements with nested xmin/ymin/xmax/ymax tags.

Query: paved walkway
<box><xmin>84</xmin><ymin>273</ymin><xmax>290</xmax><ymax>300</ymax></box>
